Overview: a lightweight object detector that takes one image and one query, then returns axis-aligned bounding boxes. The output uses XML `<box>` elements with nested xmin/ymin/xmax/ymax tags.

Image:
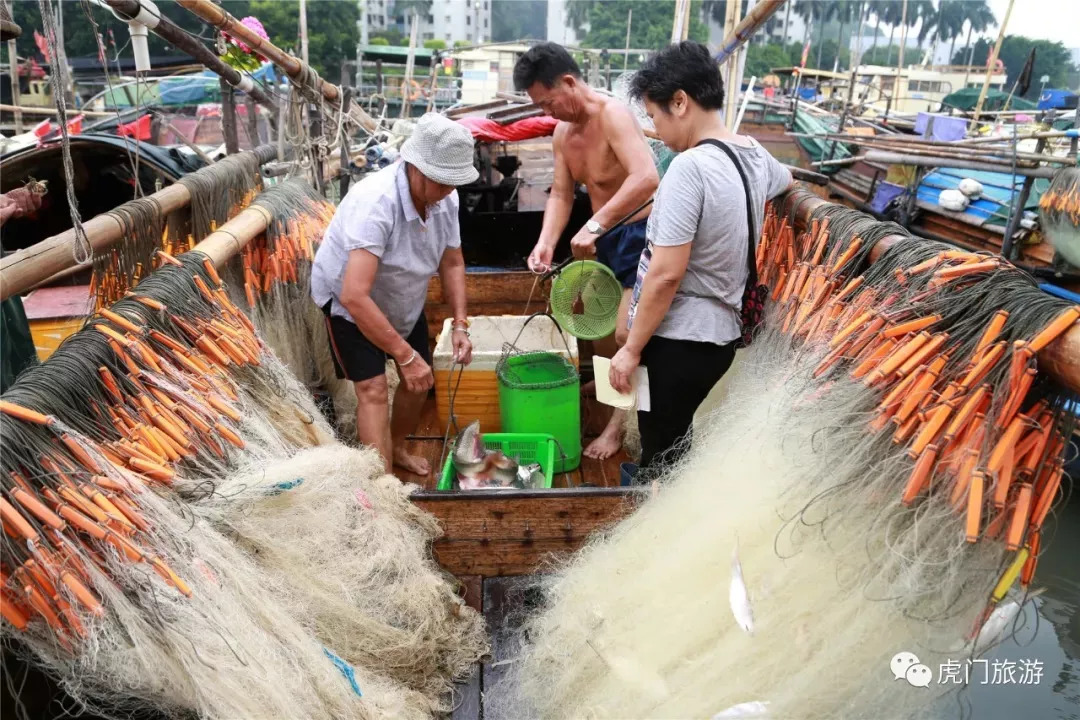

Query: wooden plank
<box><xmin>481</xmin><ymin>576</ymin><xmax>541</xmax><ymax>720</ymax></box>
<box><xmin>428</xmin><ymin>271</ymin><xmax>540</xmax><ymax>304</ymax></box>
<box><xmin>412</xmin><ymin>488</ymin><xmax>634</xmax><ymax>576</ymax></box>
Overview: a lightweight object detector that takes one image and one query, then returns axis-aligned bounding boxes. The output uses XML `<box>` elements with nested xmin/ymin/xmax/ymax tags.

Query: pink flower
<box><xmin>224</xmin><ymin>16</ymin><xmax>269</xmax><ymax>60</ymax></box>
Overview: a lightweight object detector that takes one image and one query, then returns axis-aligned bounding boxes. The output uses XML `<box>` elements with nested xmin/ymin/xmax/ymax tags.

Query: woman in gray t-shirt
<box><xmin>609</xmin><ymin>41</ymin><xmax>792</xmax><ymax>480</ymax></box>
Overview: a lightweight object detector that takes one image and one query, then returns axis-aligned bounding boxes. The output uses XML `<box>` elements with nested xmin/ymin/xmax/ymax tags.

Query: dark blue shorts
<box><xmin>596</xmin><ymin>218</ymin><xmax>648</xmax><ymax>288</ymax></box>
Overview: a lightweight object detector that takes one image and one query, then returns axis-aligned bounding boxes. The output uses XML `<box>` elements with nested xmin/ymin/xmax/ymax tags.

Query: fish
<box><xmin>729</xmin><ymin>539</ymin><xmax>754</xmax><ymax>635</ymax></box>
<box><xmin>452</xmin><ymin>421</ymin><xmax>519</xmax><ymax>490</ymax></box>
<box><xmin>972</xmin><ymin>601</ymin><xmax>1021</xmax><ymax>656</ymax></box>
<box><xmin>713</xmin><ymin>700</ymin><xmax>770</xmax><ymax>719</ymax></box>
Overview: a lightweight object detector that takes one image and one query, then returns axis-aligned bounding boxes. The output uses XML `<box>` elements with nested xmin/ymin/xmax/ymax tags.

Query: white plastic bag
<box><xmin>939</xmin><ymin>188</ymin><xmax>969</xmax><ymax>212</ymax></box>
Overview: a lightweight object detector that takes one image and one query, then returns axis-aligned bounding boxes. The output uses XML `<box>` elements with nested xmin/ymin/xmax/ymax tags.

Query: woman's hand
<box><xmin>609</xmin><ymin>346</ymin><xmax>641</xmax><ymax>394</ymax></box>
<box><xmin>452</xmin><ymin>328</ymin><xmax>473</xmax><ymax>365</ymax></box>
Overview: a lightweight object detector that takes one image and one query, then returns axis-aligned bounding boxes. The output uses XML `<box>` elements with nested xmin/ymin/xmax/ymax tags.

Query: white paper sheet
<box><xmin>593</xmin><ymin>356</ymin><xmax>650</xmax><ymax>411</ymax></box>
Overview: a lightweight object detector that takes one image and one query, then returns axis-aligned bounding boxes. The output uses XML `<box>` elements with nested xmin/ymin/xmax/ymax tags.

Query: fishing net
<box><xmin>496</xmin><ymin>313</ymin><xmax>579</xmax><ymax>393</ymax></box>
<box><xmin>1</xmin><ymin>181</ymin><xmax>487</xmax><ymax>718</ymax></box>
<box><xmin>549</xmin><ymin>259</ymin><xmax>623</xmax><ymax>341</ymax></box>
<box><xmin>90</xmin><ymin>148</ymin><xmax>269</xmax><ymax>309</ymax></box>
<box><xmin>490</xmin><ymin>192</ymin><xmax>1077</xmax><ymax>719</ymax></box>
<box><xmin>1038</xmin><ymin>166</ymin><xmax>1080</xmax><ymax>267</ymax></box>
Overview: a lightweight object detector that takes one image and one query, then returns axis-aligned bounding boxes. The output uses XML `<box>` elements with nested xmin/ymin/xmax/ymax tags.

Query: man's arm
<box><xmin>536</xmin><ymin>126</ymin><xmax>576</xmax><ymax>250</ymax></box>
<box><xmin>590</xmin><ymin>103</ymin><xmax>659</xmax><ymax>229</ymax></box>
<box><xmin>438</xmin><ymin>246</ymin><xmax>468</xmax><ymax>325</ymax></box>
<box><xmin>622</xmin><ymin>244</ymin><xmax>692</xmax><ymax>356</ymax></box>
<box><xmin>339</xmin><ymin>248</ymin><xmax>414</xmax><ymax>365</ymax></box>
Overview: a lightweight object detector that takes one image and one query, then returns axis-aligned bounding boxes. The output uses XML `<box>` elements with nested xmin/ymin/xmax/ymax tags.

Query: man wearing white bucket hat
<box><xmin>311</xmin><ymin>113</ymin><xmax>478</xmax><ymax>477</ymax></box>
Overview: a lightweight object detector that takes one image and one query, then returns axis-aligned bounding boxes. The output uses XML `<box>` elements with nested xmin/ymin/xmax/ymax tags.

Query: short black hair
<box><xmin>629</xmin><ymin>41</ymin><xmax>725</xmax><ymax>111</ymax></box>
<box><xmin>513</xmin><ymin>42</ymin><xmax>581</xmax><ymax>91</ymax></box>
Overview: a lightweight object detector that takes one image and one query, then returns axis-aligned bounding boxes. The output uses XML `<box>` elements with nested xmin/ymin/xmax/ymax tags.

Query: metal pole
<box><xmin>1000</xmin><ymin>133</ymin><xmax>1047</xmax><ymax>260</ymax></box>
<box><xmin>220</xmin><ymin>75</ymin><xmax>239</xmax><ymax>154</ymax></box>
<box><xmin>7</xmin><ymin>38</ymin><xmax>20</xmax><ymax>133</ymax></box>
<box><xmin>894</xmin><ymin>0</ymin><xmax>908</xmax><ymax>113</ymax></box>
<box><xmin>401</xmin><ymin>13</ymin><xmax>419</xmax><ymax>119</ymax></box>
<box><xmin>339</xmin><ymin>86</ymin><xmax>353</xmax><ymax>199</ymax></box>
<box><xmin>623</xmin><ymin>9</ymin><xmax>632</xmax><ymax>73</ymax></box>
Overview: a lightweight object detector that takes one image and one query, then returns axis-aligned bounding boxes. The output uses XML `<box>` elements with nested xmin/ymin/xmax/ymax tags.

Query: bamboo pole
<box><xmin>174</xmin><ymin>0</ymin><xmax>377</xmax><ymax>133</ymax></box>
<box><xmin>713</xmin><ymin>0</ymin><xmax>785</xmax><ymax>66</ymax></box>
<box><xmin>861</xmin><ymin>150</ymin><xmax>1058</xmax><ymax>178</ymax></box>
<box><xmin>783</xmin><ymin>190</ymin><xmax>1080</xmax><ymax>392</ymax></box>
<box><xmin>0</xmin><ymin>145</ymin><xmax>277</xmax><ymax>301</ymax></box>
<box><xmin>190</xmin><ymin>204</ymin><xmax>272</xmax><ymax>268</ymax></box>
<box><xmin>970</xmin><ymin>0</ymin><xmax>1015</xmax><ymax>130</ymax></box>
<box><xmin>103</xmin><ymin>0</ymin><xmax>277</xmax><ymax>113</ymax></box>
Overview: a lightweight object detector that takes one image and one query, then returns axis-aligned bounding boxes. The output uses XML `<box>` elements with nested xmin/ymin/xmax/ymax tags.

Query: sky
<box><xmin>986</xmin><ymin>0</ymin><xmax>1080</xmax><ymax>48</ymax></box>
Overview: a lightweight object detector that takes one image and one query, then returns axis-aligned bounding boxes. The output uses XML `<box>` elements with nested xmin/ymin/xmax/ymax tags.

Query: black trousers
<box><xmin>636</xmin><ymin>335</ymin><xmax>736</xmax><ymax>480</ymax></box>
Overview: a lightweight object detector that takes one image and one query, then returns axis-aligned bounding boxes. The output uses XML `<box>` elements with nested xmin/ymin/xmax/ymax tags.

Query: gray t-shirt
<box><xmin>627</xmin><ymin>138</ymin><xmax>791</xmax><ymax>345</ymax></box>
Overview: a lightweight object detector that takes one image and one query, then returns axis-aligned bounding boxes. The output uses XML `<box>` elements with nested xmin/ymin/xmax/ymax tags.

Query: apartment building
<box><xmin>366</xmin><ymin>0</ymin><xmax>491</xmax><ymax>45</ymax></box>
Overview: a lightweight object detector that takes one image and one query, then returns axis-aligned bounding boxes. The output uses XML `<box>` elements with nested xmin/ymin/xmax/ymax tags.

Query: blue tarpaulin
<box><xmin>916</xmin><ymin>168</ymin><xmax>1046</xmax><ymax>227</ymax></box>
<box><xmin>1037</xmin><ymin>88</ymin><xmax>1078</xmax><ymax>110</ymax></box>
<box><xmin>158</xmin><ymin>63</ymin><xmax>280</xmax><ymax>105</ymax></box>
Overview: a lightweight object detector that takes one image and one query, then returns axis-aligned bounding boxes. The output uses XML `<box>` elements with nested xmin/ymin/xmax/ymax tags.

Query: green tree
<box><xmin>744</xmin><ymin>42</ymin><xmax>794</xmax><ymax>80</ymax></box>
<box><xmin>370</xmin><ymin>37</ymin><xmax>390</xmax><ymax>47</ymax></box>
<box><xmin>240</xmin><ymin>0</ymin><xmax>358</xmax><ymax>83</ymax></box>
<box><xmin>566</xmin><ymin>1</ymin><xmax>708</xmax><ymax>50</ymax></box>
<box><xmin>11</xmin><ymin>0</ymin><xmax>211</xmax><ymax>62</ymax></box>
<box><xmin>953</xmin><ymin>35</ymin><xmax>1077</xmax><ymax>98</ymax></box>
<box><xmin>957</xmin><ymin>0</ymin><xmax>995</xmax><ymax>70</ymax></box>
<box><xmin>492</xmin><ymin>0</ymin><xmax>547</xmax><ymax>42</ymax></box>
<box><xmin>423</xmin><ymin>39</ymin><xmax>446</xmax><ymax>50</ymax></box>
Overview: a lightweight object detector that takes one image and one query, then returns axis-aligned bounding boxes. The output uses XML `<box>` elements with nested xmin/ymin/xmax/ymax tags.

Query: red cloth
<box><xmin>457</xmin><ymin>115</ymin><xmax>559</xmax><ymax>143</ymax></box>
<box><xmin>118</xmin><ymin>114</ymin><xmax>152</xmax><ymax>141</ymax></box>
<box><xmin>66</xmin><ymin>114</ymin><xmax>83</xmax><ymax>135</ymax></box>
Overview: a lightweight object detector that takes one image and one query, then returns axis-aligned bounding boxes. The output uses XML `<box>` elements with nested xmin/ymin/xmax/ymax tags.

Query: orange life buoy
<box><xmin>400</xmin><ymin>79</ymin><xmax>423</xmax><ymax>101</ymax></box>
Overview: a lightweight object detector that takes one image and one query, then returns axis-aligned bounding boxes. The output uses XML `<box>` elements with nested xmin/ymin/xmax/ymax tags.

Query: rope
<box><xmin>38</xmin><ymin>0</ymin><xmax>92</xmax><ymax>266</ymax></box>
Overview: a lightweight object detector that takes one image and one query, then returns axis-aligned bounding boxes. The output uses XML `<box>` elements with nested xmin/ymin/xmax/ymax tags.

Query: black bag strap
<box><xmin>694</xmin><ymin>138</ymin><xmax>758</xmax><ymax>288</ymax></box>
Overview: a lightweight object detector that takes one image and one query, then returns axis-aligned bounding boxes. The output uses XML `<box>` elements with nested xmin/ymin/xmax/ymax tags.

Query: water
<box><xmin>931</xmin><ymin>486</ymin><xmax>1080</xmax><ymax>719</ymax></box>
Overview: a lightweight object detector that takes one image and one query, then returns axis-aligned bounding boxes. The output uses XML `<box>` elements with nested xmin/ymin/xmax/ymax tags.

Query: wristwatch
<box><xmin>585</xmin><ymin>219</ymin><xmax>605</xmax><ymax>235</ymax></box>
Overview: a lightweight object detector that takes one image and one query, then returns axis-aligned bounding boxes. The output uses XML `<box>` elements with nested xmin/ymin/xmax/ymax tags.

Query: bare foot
<box><xmin>584</xmin><ymin>423</ymin><xmax>622</xmax><ymax>460</ymax></box>
<box><xmin>392</xmin><ymin>447</ymin><xmax>430</xmax><ymax>475</ymax></box>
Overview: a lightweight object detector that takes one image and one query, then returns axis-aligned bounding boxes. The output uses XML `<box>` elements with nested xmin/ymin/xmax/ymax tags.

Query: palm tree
<box><xmin>866</xmin><ymin>0</ymin><xmax>889</xmax><ymax>60</ymax></box>
<box><xmin>915</xmin><ymin>0</ymin><xmax>938</xmax><ymax>54</ymax></box>
<box><xmin>960</xmin><ymin>0</ymin><xmax>995</xmax><ymax>67</ymax></box>
<box><xmin>959</xmin><ymin>0</ymin><xmax>995</xmax><ymax>87</ymax></box>
<box><xmin>832</xmin><ymin>0</ymin><xmax>857</xmax><ymax>72</ymax></box>
<box><xmin>814</xmin><ymin>1</ymin><xmax>838</xmax><ymax>70</ymax></box>
<box><xmin>881</xmin><ymin>1</ymin><xmax>905</xmax><ymax>66</ymax></box>
<box><xmin>934</xmin><ymin>0</ymin><xmax>966</xmax><ymax>66</ymax></box>
<box><xmin>792</xmin><ymin>0</ymin><xmax>817</xmax><ymax>48</ymax></box>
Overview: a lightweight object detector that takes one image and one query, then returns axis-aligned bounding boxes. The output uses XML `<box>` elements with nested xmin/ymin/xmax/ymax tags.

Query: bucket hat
<box><xmin>399</xmin><ymin>113</ymin><xmax>479</xmax><ymax>186</ymax></box>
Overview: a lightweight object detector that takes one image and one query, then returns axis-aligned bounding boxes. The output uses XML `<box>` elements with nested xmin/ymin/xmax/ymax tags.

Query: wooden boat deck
<box><xmin>396</xmin><ymin>392</ymin><xmax>632</xmax><ymax>492</ymax></box>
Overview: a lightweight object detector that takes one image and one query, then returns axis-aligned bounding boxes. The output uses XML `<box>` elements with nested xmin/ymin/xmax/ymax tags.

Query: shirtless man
<box><xmin>513</xmin><ymin>42</ymin><xmax>659</xmax><ymax>460</ymax></box>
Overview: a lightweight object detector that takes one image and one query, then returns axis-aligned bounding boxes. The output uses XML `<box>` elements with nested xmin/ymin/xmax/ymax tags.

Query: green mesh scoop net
<box><xmin>548</xmin><ymin>260</ymin><xmax>623</xmax><ymax>341</ymax></box>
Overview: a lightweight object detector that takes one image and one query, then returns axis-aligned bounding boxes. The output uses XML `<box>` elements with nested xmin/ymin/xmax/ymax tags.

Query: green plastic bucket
<box><xmin>497</xmin><ymin>350</ymin><xmax>581</xmax><ymax>472</ymax></box>
<box><xmin>438</xmin><ymin>433</ymin><xmax>556</xmax><ymax>491</ymax></box>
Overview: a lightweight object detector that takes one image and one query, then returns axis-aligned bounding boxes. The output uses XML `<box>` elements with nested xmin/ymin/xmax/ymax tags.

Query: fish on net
<box><xmin>490</xmin><ymin>190</ymin><xmax>1077</xmax><ymax>720</ymax></box>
